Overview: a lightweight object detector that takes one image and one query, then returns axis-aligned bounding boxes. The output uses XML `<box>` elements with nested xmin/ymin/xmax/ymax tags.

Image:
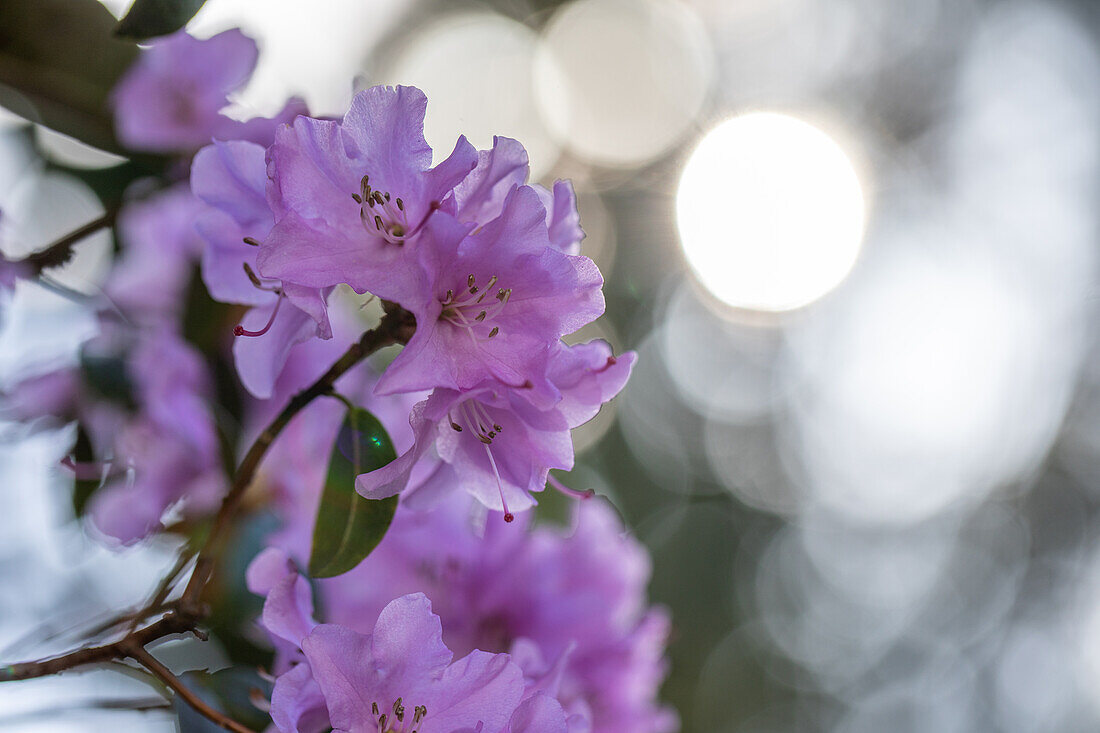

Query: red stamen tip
<box><xmin>607</xmin><ymin>356</ymin><xmax>617</xmax><ymax>365</ymax></box>
<box><xmin>504</xmin><ymin>512</ymin><xmax>515</xmax><ymax>523</ymax></box>
<box><xmin>233</xmin><ymin>325</ymin><xmax>246</xmax><ymax>336</ymax></box>
<box><xmin>580</xmin><ymin>488</ymin><xmax>596</xmax><ymax>500</ymax></box>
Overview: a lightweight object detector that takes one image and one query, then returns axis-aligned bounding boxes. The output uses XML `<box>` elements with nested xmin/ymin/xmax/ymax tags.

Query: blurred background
<box><xmin>3</xmin><ymin>0</ymin><xmax>1100</xmax><ymax>730</ymax></box>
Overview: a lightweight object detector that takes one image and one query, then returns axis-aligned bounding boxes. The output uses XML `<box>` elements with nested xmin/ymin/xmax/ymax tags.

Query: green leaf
<box><xmin>70</xmin><ymin>425</ymin><xmax>102</xmax><ymax>518</ymax></box>
<box><xmin>309</xmin><ymin>407</ymin><xmax>398</xmax><ymax>578</ymax></box>
<box><xmin>0</xmin><ymin>0</ymin><xmax>139</xmax><ymax>155</ymax></box>
<box><xmin>115</xmin><ymin>0</ymin><xmax>208</xmax><ymax>41</ymax></box>
<box><xmin>174</xmin><ymin>667</ymin><xmax>272</xmax><ymax>732</ymax></box>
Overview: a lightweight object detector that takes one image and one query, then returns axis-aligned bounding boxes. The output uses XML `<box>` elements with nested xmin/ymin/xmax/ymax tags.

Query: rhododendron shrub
<box><xmin>0</xmin><ymin>10</ymin><xmax>672</xmax><ymax>733</ymax></box>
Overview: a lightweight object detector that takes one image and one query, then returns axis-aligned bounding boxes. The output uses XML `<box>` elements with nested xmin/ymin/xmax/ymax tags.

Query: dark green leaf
<box><xmin>115</xmin><ymin>0</ymin><xmax>208</xmax><ymax>41</ymax></box>
<box><xmin>79</xmin><ymin>349</ymin><xmax>135</xmax><ymax>408</ymax></box>
<box><xmin>174</xmin><ymin>667</ymin><xmax>272</xmax><ymax>732</ymax></box>
<box><xmin>309</xmin><ymin>407</ymin><xmax>398</xmax><ymax>578</ymax></box>
<box><xmin>0</xmin><ymin>0</ymin><xmax>138</xmax><ymax>154</ymax></box>
<box><xmin>70</xmin><ymin>425</ymin><xmax>102</xmax><ymax>518</ymax></box>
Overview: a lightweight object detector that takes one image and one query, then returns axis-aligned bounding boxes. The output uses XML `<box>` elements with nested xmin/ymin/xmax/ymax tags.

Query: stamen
<box><xmin>234</xmin><ymin>295</ymin><xmax>283</xmax><ymax>337</ymax></box>
<box><xmin>243</xmin><ymin>262</ymin><xmax>265</xmax><ymax>289</ymax></box>
<box><xmin>484</xmin><ymin>445</ymin><xmax>514</xmax><ymax>522</ymax></box>
<box><xmin>242</xmin><ymin>236</ymin><xmax>261</xmax><ymax>246</ymax></box>
<box><xmin>351</xmin><ymin>193</ymin><xmax>362</xmax><ymax>203</ymax></box>
<box><xmin>488</xmin><ymin>327</ymin><xmax>499</xmax><ymax>338</ymax></box>
<box><xmin>547</xmin><ymin>473</ymin><xmax>596</xmax><ymax>500</ymax></box>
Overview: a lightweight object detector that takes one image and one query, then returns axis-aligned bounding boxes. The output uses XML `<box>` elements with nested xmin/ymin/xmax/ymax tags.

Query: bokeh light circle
<box><xmin>535</xmin><ymin>0</ymin><xmax>712</xmax><ymax>167</ymax></box>
<box><xmin>387</xmin><ymin>13</ymin><xmax>558</xmax><ymax>177</ymax></box>
<box><xmin>676</xmin><ymin>112</ymin><xmax>865</xmax><ymax>311</ymax></box>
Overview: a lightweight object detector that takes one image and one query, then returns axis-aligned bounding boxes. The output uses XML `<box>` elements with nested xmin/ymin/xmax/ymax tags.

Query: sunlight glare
<box><xmin>676</xmin><ymin>113</ymin><xmax>865</xmax><ymax>312</ymax></box>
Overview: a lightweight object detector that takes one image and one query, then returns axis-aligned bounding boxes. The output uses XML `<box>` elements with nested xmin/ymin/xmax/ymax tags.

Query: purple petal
<box><xmin>191</xmin><ymin>140</ymin><xmax>269</xmax><ymax>225</ymax></box>
<box><xmin>369</xmin><ymin>593</ymin><xmax>453</xmax><ymax>693</ymax></box>
<box><xmin>354</xmin><ymin>396</ymin><xmax>441</xmax><ymax>500</ymax></box>
<box><xmin>112</xmin><ymin>30</ymin><xmax>258</xmax><ymax>152</ymax></box>
<box><xmin>419</xmin><ymin>650</ymin><xmax>524</xmax><ymax>733</ymax></box>
<box><xmin>232</xmin><ymin>300</ymin><xmax>318</xmax><ymax>399</ymax></box>
<box><xmin>340</xmin><ymin>86</ymin><xmax>433</xmax><ymax>199</ymax></box>
<box><xmin>454</xmin><ymin>136</ymin><xmax>530</xmax><ymax>226</ymax></box>
<box><xmin>538</xmin><ymin>180</ymin><xmax>584</xmax><ymax>256</ymax></box>
<box><xmin>271</xmin><ymin>663</ymin><xmax>330</xmax><ymax>733</ymax></box>
<box><xmin>266</xmin><ymin>115</ymin><xmax>361</xmax><ymax>222</ymax></box>
<box><xmin>300</xmin><ymin>624</ymin><xmax>381</xmax><ymax>731</ymax></box>
<box><xmin>547</xmin><ymin>342</ymin><xmax>637</xmax><ymax>427</ymax></box>
<box><xmin>263</xmin><ymin>572</ymin><xmax>317</xmax><ymax>647</ymax></box>
<box><xmin>246</xmin><ymin>547</ymin><xmax>295</xmax><ymax>595</ymax></box>
<box><xmin>507</xmin><ymin>693</ymin><xmax>569</xmax><ymax>733</ymax></box>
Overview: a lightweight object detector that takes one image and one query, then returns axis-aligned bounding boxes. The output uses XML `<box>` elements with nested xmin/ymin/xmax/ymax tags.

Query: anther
<box><xmin>450</xmin><ymin>421</ymin><xmax>463</xmax><ymax>432</ymax></box>
<box><xmin>351</xmin><ymin>193</ymin><xmax>362</xmax><ymax>203</ymax></box>
<box><xmin>242</xmin><ymin>236</ymin><xmax>261</xmax><ymax>246</ymax></box>
<box><xmin>467</xmin><ymin>274</ymin><xmax>476</xmax><ymax>288</ymax></box>
<box><xmin>372</xmin><ymin>702</ymin><xmax>380</xmax><ymax>716</ymax></box>
<box><xmin>475</xmin><ymin>311</ymin><xmax>487</xmax><ymax>321</ymax></box>
<box><xmin>374</xmin><ymin>215</ymin><xmax>384</xmax><ymax>231</ymax></box>
<box><xmin>488</xmin><ymin>327</ymin><xmax>499</xmax><ymax>338</ymax></box>
<box><xmin>243</xmin><ymin>262</ymin><xmax>264</xmax><ymax>289</ymax></box>
<box><xmin>396</xmin><ymin>198</ymin><xmax>404</xmax><ymax>211</ymax></box>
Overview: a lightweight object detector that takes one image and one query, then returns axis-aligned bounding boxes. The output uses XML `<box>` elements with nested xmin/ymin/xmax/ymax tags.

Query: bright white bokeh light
<box><xmin>385</xmin><ymin>13</ymin><xmax>558</xmax><ymax>178</ymax></box>
<box><xmin>782</xmin><ymin>233</ymin><xmax>1078</xmax><ymax>525</ymax></box>
<box><xmin>535</xmin><ymin>0</ymin><xmax>712</xmax><ymax>167</ymax></box>
<box><xmin>676</xmin><ymin>113</ymin><xmax>865</xmax><ymax>312</ymax></box>
<box><xmin>189</xmin><ymin>0</ymin><xmax>412</xmax><ymax>117</ymax></box>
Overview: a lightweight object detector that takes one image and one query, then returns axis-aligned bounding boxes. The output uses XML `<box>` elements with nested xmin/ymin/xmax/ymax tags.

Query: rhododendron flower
<box><xmin>251</xmin><ymin>493</ymin><xmax>674</xmax><ymax>733</ymax></box>
<box><xmin>245</xmin><ymin>564</ymin><xmax>570</xmax><ymax>733</ymax></box>
<box><xmin>358</xmin><ymin>340</ymin><xmax>634</xmax><ymax>518</ymax></box>
<box><xmin>112</xmin><ymin>29</ymin><xmax>304</xmax><ymax>153</ymax></box>
<box><xmin>375</xmin><ymin>186</ymin><xmax>603</xmax><ymax>400</ymax></box>
<box><xmin>105</xmin><ymin>184</ymin><xmax>205</xmax><ymax>324</ymax></box>
<box><xmin>256</xmin><ymin>85</ymin><xmax>477</xmax><ymax>304</ymax></box>
<box><xmin>191</xmin><ymin>139</ymin><xmax>333</xmax><ymax>398</ymax></box>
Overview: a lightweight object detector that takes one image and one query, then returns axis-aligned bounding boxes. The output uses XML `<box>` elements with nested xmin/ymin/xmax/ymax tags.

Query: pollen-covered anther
<box><xmin>355</xmin><ymin>173</ymin><xmax>413</xmax><ymax>245</ymax></box>
<box><xmin>371</xmin><ymin>697</ymin><xmax>425</xmax><ymax>732</ymax></box>
<box><xmin>439</xmin><ymin>274</ymin><xmax>510</xmax><ymax>342</ymax></box>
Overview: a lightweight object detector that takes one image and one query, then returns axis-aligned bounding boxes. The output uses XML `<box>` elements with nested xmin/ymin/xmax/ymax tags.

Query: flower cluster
<box><xmin>2</xmin><ymin>31</ymin><xmax>299</xmax><ymax>542</ymax></box>
<box><xmin>0</xmin><ymin>25</ymin><xmax>672</xmax><ymax>733</ymax></box>
<box><xmin>250</xmin><ymin>473</ymin><xmax>675</xmax><ymax>733</ymax></box>
<box><xmin>193</xmin><ymin>84</ymin><xmax>633</xmax><ymax>519</ymax></box>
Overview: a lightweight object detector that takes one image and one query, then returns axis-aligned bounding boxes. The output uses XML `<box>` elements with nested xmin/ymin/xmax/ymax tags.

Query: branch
<box><xmin>122</xmin><ymin>642</ymin><xmax>254</xmax><ymax>733</ymax></box>
<box><xmin>9</xmin><ymin>209</ymin><xmax>117</xmax><ymax>275</ymax></box>
<box><xmin>178</xmin><ymin>303</ymin><xmax>416</xmax><ymax>612</ymax></box>
<box><xmin>0</xmin><ymin>612</ymin><xmax>196</xmax><ymax>682</ymax></box>
<box><xmin>0</xmin><ymin>304</ymin><xmax>416</xmax><ymax>723</ymax></box>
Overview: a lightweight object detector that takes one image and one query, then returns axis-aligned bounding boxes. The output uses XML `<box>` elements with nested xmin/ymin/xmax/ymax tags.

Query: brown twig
<box><xmin>11</xmin><ymin>209</ymin><xmax>118</xmax><ymax>275</ymax></box>
<box><xmin>122</xmin><ymin>642</ymin><xmax>255</xmax><ymax>733</ymax></box>
<box><xmin>0</xmin><ymin>305</ymin><xmax>416</xmax><ymax>723</ymax></box>
<box><xmin>178</xmin><ymin>304</ymin><xmax>416</xmax><ymax>613</ymax></box>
